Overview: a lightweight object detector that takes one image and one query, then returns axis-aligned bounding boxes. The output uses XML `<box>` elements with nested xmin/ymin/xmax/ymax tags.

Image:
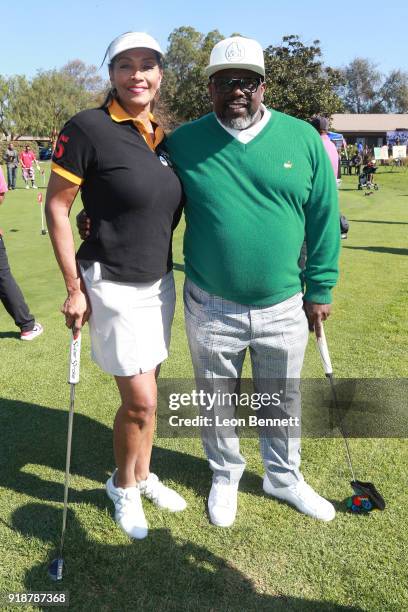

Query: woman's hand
<box><xmin>61</xmin><ymin>287</ymin><xmax>91</xmax><ymax>331</ymax></box>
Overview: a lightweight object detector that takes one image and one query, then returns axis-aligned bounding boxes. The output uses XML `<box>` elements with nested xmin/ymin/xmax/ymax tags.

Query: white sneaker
<box><xmin>20</xmin><ymin>322</ymin><xmax>44</xmax><ymax>341</ymax></box>
<box><xmin>208</xmin><ymin>481</ymin><xmax>238</xmax><ymax>527</ymax></box>
<box><xmin>106</xmin><ymin>471</ymin><xmax>148</xmax><ymax>539</ymax></box>
<box><xmin>25</xmin><ymin>184</ymin><xmax>29</xmax><ymax>189</ymax></box>
<box><xmin>138</xmin><ymin>473</ymin><xmax>186</xmax><ymax>512</ymax></box>
<box><xmin>32</xmin><ymin>184</ymin><xmax>38</xmax><ymax>189</ymax></box>
<box><xmin>263</xmin><ymin>476</ymin><xmax>336</xmax><ymax>521</ymax></box>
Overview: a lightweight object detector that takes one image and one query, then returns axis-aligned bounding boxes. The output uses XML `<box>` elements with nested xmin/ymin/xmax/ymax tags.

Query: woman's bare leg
<box><xmin>131</xmin><ymin>365</ymin><xmax>161</xmax><ymax>481</ymax></box>
<box><xmin>113</xmin><ymin>369</ymin><xmax>157</xmax><ymax>488</ymax></box>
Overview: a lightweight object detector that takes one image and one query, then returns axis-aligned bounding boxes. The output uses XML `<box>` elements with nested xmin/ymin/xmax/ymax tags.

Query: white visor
<box><xmin>106</xmin><ymin>32</ymin><xmax>163</xmax><ymax>64</ymax></box>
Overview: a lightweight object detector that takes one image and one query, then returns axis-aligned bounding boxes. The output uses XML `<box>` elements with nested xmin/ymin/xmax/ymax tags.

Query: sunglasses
<box><xmin>210</xmin><ymin>76</ymin><xmax>262</xmax><ymax>95</ymax></box>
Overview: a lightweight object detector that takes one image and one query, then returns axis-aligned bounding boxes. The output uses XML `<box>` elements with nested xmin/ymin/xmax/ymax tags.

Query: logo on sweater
<box><xmin>283</xmin><ymin>161</ymin><xmax>293</xmax><ymax>169</ymax></box>
<box><xmin>225</xmin><ymin>42</ymin><xmax>245</xmax><ymax>62</ymax></box>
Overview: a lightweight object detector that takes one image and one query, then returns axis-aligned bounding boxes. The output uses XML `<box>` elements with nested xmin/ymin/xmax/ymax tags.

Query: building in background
<box><xmin>331</xmin><ymin>114</ymin><xmax>408</xmax><ymax>148</ymax></box>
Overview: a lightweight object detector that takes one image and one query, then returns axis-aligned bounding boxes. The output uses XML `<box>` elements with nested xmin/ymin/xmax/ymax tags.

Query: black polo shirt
<box><xmin>52</xmin><ymin>102</ymin><xmax>183</xmax><ymax>283</ymax></box>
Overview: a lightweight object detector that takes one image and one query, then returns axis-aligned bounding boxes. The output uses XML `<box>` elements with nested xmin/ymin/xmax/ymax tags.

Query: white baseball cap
<box><xmin>206</xmin><ymin>36</ymin><xmax>265</xmax><ymax>78</ymax></box>
<box><xmin>105</xmin><ymin>32</ymin><xmax>163</xmax><ymax>64</ymax></box>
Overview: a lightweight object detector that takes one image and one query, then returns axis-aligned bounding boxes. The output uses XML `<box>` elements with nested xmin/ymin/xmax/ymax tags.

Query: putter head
<box><xmin>48</xmin><ymin>557</ymin><xmax>64</xmax><ymax>581</ymax></box>
<box><xmin>351</xmin><ymin>480</ymin><xmax>385</xmax><ymax>511</ymax></box>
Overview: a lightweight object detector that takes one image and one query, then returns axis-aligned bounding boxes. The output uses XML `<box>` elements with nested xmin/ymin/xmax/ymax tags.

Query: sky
<box><xmin>1</xmin><ymin>0</ymin><xmax>407</xmax><ymax>78</ymax></box>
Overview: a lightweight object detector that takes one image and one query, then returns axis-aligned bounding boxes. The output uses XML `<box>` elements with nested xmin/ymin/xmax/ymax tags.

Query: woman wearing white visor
<box><xmin>46</xmin><ymin>32</ymin><xmax>186</xmax><ymax>540</ymax></box>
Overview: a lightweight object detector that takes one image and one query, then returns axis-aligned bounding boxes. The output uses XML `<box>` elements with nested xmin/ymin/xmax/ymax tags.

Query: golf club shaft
<box><xmin>326</xmin><ymin>373</ymin><xmax>356</xmax><ymax>483</ymax></box>
<box><xmin>316</xmin><ymin>325</ymin><xmax>356</xmax><ymax>483</ymax></box>
<box><xmin>59</xmin><ymin>383</ymin><xmax>75</xmax><ymax>556</ymax></box>
<box><xmin>58</xmin><ymin>330</ymin><xmax>82</xmax><ymax>557</ymax></box>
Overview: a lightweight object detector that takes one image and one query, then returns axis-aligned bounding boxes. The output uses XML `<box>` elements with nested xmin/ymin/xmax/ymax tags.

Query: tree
<box><xmin>26</xmin><ymin>70</ymin><xmax>92</xmax><ymax>142</ymax></box>
<box><xmin>160</xmin><ymin>26</ymin><xmax>224</xmax><ymax>124</ymax></box>
<box><xmin>61</xmin><ymin>59</ymin><xmax>108</xmax><ymax>96</ymax></box>
<box><xmin>337</xmin><ymin>59</ymin><xmax>408</xmax><ymax>113</ymax></box>
<box><xmin>9</xmin><ymin>76</ymin><xmax>32</xmax><ymax>138</ymax></box>
<box><xmin>263</xmin><ymin>35</ymin><xmax>344</xmax><ymax>120</ymax></box>
<box><xmin>0</xmin><ymin>75</ymin><xmax>32</xmax><ymax>139</ymax></box>
<box><xmin>377</xmin><ymin>70</ymin><xmax>408</xmax><ymax>113</ymax></box>
<box><xmin>337</xmin><ymin>58</ymin><xmax>382</xmax><ymax>113</ymax></box>
<box><xmin>0</xmin><ymin>61</ymin><xmax>107</xmax><ymax>142</ymax></box>
<box><xmin>0</xmin><ymin>75</ymin><xmax>12</xmax><ymax>138</ymax></box>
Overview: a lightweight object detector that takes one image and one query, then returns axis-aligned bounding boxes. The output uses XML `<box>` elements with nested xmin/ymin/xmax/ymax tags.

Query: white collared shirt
<box><xmin>216</xmin><ymin>104</ymin><xmax>271</xmax><ymax>143</ymax></box>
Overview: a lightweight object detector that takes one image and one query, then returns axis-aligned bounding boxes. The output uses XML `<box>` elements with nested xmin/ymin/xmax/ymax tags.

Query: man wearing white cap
<box><xmin>167</xmin><ymin>37</ymin><xmax>340</xmax><ymax>527</ymax></box>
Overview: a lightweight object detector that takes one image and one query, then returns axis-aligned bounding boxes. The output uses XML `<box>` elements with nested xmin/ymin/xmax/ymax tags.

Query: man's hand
<box><xmin>303</xmin><ymin>301</ymin><xmax>331</xmax><ymax>338</ymax></box>
<box><xmin>76</xmin><ymin>209</ymin><xmax>91</xmax><ymax>240</ymax></box>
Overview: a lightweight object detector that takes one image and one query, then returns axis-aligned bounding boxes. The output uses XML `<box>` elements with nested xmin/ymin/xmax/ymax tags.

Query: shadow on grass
<box><xmin>11</xmin><ymin>503</ymin><xmax>362</xmax><ymax>612</ymax></box>
<box><xmin>0</xmin><ymin>398</ymin><xmax>215</xmax><ymax>507</ymax></box>
<box><xmin>343</xmin><ymin>246</ymin><xmax>408</xmax><ymax>256</ymax></box>
<box><xmin>0</xmin><ymin>331</ymin><xmax>20</xmax><ymax>339</ymax></box>
<box><xmin>348</xmin><ymin>219</ymin><xmax>408</xmax><ymax>225</ymax></box>
<box><xmin>0</xmin><ymin>399</ymin><xmax>270</xmax><ymax>511</ymax></box>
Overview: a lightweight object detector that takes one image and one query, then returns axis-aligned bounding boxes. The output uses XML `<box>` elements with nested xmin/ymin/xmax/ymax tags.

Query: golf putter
<box><xmin>316</xmin><ymin>324</ymin><xmax>385</xmax><ymax>512</ymax></box>
<box><xmin>48</xmin><ymin>328</ymin><xmax>82</xmax><ymax>581</ymax></box>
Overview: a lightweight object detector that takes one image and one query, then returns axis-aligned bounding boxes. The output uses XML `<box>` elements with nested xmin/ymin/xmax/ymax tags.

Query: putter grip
<box><xmin>316</xmin><ymin>325</ymin><xmax>333</xmax><ymax>375</ymax></box>
<box><xmin>68</xmin><ymin>330</ymin><xmax>81</xmax><ymax>384</ymax></box>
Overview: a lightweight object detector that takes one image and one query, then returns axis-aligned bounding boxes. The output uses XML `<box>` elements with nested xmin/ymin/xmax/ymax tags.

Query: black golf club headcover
<box><xmin>351</xmin><ymin>480</ymin><xmax>386</xmax><ymax>510</ymax></box>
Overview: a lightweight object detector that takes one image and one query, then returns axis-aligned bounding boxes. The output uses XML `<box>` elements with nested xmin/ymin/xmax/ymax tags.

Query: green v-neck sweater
<box><xmin>167</xmin><ymin>111</ymin><xmax>340</xmax><ymax>306</ymax></box>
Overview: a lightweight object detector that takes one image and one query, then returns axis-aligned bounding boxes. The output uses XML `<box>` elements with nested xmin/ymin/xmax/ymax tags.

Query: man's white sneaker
<box><xmin>106</xmin><ymin>472</ymin><xmax>148</xmax><ymax>539</ymax></box>
<box><xmin>263</xmin><ymin>476</ymin><xmax>336</xmax><ymax>521</ymax></box>
<box><xmin>138</xmin><ymin>473</ymin><xmax>186</xmax><ymax>512</ymax></box>
<box><xmin>32</xmin><ymin>184</ymin><xmax>38</xmax><ymax>189</ymax></box>
<box><xmin>208</xmin><ymin>481</ymin><xmax>238</xmax><ymax>527</ymax></box>
<box><xmin>25</xmin><ymin>184</ymin><xmax>29</xmax><ymax>189</ymax></box>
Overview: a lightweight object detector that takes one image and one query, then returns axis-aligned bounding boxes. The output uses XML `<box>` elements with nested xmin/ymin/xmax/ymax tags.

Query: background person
<box><xmin>352</xmin><ymin>152</ymin><xmax>362</xmax><ymax>175</ymax></box>
<box><xmin>363</xmin><ymin>159</ymin><xmax>376</xmax><ymax>183</ymax></box>
<box><xmin>0</xmin><ymin>166</ymin><xmax>43</xmax><ymax>340</ymax></box>
<box><xmin>3</xmin><ymin>143</ymin><xmax>19</xmax><ymax>190</ymax></box>
<box><xmin>19</xmin><ymin>145</ymin><xmax>38</xmax><ymax>189</ymax></box>
<box><xmin>310</xmin><ymin>116</ymin><xmax>339</xmax><ymax>179</ymax></box>
<box><xmin>310</xmin><ymin>115</ymin><xmax>349</xmax><ymax>238</ymax></box>
<box><xmin>45</xmin><ymin>32</ymin><xmax>186</xmax><ymax>541</ymax></box>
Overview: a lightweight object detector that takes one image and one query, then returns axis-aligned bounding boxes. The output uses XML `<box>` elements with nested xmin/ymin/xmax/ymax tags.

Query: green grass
<box><xmin>0</xmin><ymin>163</ymin><xmax>407</xmax><ymax>611</ymax></box>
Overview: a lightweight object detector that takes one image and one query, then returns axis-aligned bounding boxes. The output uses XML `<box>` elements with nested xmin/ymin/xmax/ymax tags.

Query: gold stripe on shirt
<box><xmin>51</xmin><ymin>162</ymin><xmax>83</xmax><ymax>186</ymax></box>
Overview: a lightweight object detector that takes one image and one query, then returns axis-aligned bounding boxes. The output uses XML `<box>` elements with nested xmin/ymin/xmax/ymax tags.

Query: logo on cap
<box><xmin>225</xmin><ymin>42</ymin><xmax>245</xmax><ymax>63</ymax></box>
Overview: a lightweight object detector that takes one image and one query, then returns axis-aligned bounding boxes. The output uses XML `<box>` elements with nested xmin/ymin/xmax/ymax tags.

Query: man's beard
<box><xmin>220</xmin><ymin>105</ymin><xmax>262</xmax><ymax>130</ymax></box>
